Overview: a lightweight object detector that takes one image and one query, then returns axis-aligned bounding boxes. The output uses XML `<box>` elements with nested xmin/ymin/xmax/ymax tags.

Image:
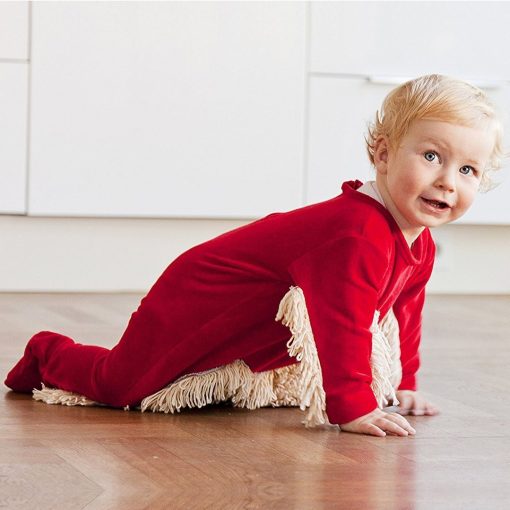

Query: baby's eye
<box><xmin>424</xmin><ymin>151</ymin><xmax>438</xmax><ymax>162</ymax></box>
<box><xmin>459</xmin><ymin>165</ymin><xmax>476</xmax><ymax>176</ymax></box>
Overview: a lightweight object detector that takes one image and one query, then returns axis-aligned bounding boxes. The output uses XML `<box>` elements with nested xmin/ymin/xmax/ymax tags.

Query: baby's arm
<box><xmin>340</xmin><ymin>408</ymin><xmax>416</xmax><ymax>437</ymax></box>
<box><xmin>288</xmin><ymin>236</ymin><xmax>399</xmax><ymax>428</ymax></box>
<box><xmin>396</xmin><ymin>390</ymin><xmax>439</xmax><ymax>416</ymax></box>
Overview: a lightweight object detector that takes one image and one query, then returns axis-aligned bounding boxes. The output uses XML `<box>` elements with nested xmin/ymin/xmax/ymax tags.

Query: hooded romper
<box><xmin>5</xmin><ymin>181</ymin><xmax>435</xmax><ymax>426</ymax></box>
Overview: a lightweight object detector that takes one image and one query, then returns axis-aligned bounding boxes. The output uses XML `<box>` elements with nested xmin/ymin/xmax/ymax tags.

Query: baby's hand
<box><xmin>396</xmin><ymin>390</ymin><xmax>439</xmax><ymax>416</ymax></box>
<box><xmin>340</xmin><ymin>408</ymin><xmax>416</xmax><ymax>437</ymax></box>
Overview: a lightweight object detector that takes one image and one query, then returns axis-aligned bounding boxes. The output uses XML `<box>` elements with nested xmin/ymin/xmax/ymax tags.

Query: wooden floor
<box><xmin>1</xmin><ymin>293</ymin><xmax>510</xmax><ymax>509</ymax></box>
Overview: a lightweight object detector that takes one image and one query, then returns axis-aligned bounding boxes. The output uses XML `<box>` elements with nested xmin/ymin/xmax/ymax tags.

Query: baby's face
<box><xmin>378</xmin><ymin>119</ymin><xmax>495</xmax><ymax>234</ymax></box>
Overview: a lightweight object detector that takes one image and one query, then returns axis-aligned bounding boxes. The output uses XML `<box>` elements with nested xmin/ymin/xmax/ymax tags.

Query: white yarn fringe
<box><xmin>31</xmin><ymin>286</ymin><xmax>401</xmax><ymax>428</ymax></box>
<box><xmin>33</xmin><ymin>383</ymin><xmax>97</xmax><ymax>406</ymax></box>
<box><xmin>380</xmin><ymin>308</ymin><xmax>402</xmax><ymax>393</ymax></box>
<box><xmin>140</xmin><ymin>360</ymin><xmax>277</xmax><ymax>413</ymax></box>
<box><xmin>275</xmin><ymin>286</ymin><xmax>328</xmax><ymax>427</ymax></box>
<box><xmin>370</xmin><ymin>309</ymin><xmax>401</xmax><ymax>408</ymax></box>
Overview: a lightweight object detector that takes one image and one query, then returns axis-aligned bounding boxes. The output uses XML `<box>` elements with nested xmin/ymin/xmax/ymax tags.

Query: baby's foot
<box><xmin>4</xmin><ymin>342</ymin><xmax>43</xmax><ymax>392</ymax></box>
<box><xmin>4</xmin><ymin>331</ymin><xmax>72</xmax><ymax>393</ymax></box>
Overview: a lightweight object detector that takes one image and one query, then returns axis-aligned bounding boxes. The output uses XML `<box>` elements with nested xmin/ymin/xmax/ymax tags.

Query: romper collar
<box><xmin>341</xmin><ymin>180</ymin><xmax>428</xmax><ymax>266</ymax></box>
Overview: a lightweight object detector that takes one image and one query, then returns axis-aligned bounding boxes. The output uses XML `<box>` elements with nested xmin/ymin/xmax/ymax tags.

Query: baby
<box><xmin>5</xmin><ymin>74</ymin><xmax>505</xmax><ymax>437</ymax></box>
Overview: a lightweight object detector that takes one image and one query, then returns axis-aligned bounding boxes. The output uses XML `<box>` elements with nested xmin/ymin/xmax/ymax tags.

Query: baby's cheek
<box><xmin>465</xmin><ymin>187</ymin><xmax>479</xmax><ymax>208</ymax></box>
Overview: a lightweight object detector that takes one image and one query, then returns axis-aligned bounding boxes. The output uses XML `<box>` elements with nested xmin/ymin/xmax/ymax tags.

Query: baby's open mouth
<box><xmin>421</xmin><ymin>197</ymin><xmax>450</xmax><ymax>209</ymax></box>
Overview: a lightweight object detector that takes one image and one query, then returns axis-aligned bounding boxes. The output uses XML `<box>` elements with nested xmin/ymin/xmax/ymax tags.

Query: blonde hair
<box><xmin>365</xmin><ymin>74</ymin><xmax>506</xmax><ymax>191</ymax></box>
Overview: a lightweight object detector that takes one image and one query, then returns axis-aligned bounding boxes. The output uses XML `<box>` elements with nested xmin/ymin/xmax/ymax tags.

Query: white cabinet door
<box><xmin>0</xmin><ymin>1</ymin><xmax>29</xmax><ymax>214</ymax></box>
<box><xmin>29</xmin><ymin>2</ymin><xmax>305</xmax><ymax>218</ymax></box>
<box><xmin>0</xmin><ymin>1</ymin><xmax>29</xmax><ymax>60</ymax></box>
<box><xmin>307</xmin><ymin>77</ymin><xmax>395</xmax><ymax>203</ymax></box>
<box><xmin>311</xmin><ymin>2</ymin><xmax>510</xmax><ymax>80</ymax></box>
<box><xmin>307</xmin><ymin>76</ymin><xmax>510</xmax><ymax>224</ymax></box>
<box><xmin>0</xmin><ymin>64</ymin><xmax>28</xmax><ymax>214</ymax></box>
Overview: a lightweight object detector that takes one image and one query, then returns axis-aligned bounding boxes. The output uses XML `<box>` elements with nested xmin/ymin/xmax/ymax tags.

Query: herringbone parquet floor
<box><xmin>1</xmin><ymin>293</ymin><xmax>510</xmax><ymax>509</ymax></box>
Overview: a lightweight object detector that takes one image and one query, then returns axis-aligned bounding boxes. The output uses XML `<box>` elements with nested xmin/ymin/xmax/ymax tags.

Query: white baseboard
<box><xmin>1</xmin><ymin>216</ymin><xmax>509</xmax><ymax>294</ymax></box>
<box><xmin>0</xmin><ymin>215</ymin><xmax>247</xmax><ymax>292</ymax></box>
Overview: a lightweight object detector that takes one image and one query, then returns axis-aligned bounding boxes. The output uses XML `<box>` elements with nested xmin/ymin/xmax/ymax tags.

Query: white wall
<box><xmin>1</xmin><ymin>214</ymin><xmax>509</xmax><ymax>294</ymax></box>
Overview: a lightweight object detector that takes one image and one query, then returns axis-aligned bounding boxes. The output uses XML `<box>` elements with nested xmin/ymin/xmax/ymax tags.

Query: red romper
<box><xmin>5</xmin><ymin>180</ymin><xmax>435</xmax><ymax>425</ymax></box>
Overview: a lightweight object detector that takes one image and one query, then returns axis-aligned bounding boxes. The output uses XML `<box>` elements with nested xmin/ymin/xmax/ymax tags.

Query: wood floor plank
<box><xmin>40</xmin><ymin>437</ymin><xmax>212</xmax><ymax>509</ymax></box>
<box><xmin>2</xmin><ymin>293</ymin><xmax>510</xmax><ymax>509</ymax></box>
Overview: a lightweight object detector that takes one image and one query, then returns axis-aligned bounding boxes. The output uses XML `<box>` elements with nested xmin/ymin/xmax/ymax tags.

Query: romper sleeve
<box><xmin>392</xmin><ymin>239</ymin><xmax>436</xmax><ymax>391</ymax></box>
<box><xmin>288</xmin><ymin>235</ymin><xmax>391</xmax><ymax>425</ymax></box>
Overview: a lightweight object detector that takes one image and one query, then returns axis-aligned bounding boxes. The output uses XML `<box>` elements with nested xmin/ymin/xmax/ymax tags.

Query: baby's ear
<box><xmin>373</xmin><ymin>136</ymin><xmax>390</xmax><ymax>174</ymax></box>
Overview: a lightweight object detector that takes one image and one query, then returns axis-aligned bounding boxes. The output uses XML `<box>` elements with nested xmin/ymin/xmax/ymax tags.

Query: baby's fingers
<box><xmin>424</xmin><ymin>403</ymin><xmax>439</xmax><ymax>416</ymax></box>
<box><xmin>387</xmin><ymin>412</ymin><xmax>416</xmax><ymax>433</ymax></box>
<box><xmin>379</xmin><ymin>415</ymin><xmax>416</xmax><ymax>436</ymax></box>
<box><xmin>340</xmin><ymin>408</ymin><xmax>417</xmax><ymax>437</ymax></box>
<box><xmin>373</xmin><ymin>418</ymin><xmax>409</xmax><ymax>436</ymax></box>
<box><xmin>363</xmin><ymin>423</ymin><xmax>387</xmax><ymax>437</ymax></box>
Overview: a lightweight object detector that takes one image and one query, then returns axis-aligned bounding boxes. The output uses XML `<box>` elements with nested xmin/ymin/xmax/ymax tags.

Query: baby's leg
<box><xmin>5</xmin><ymin>330</ymin><xmax>113</xmax><ymax>397</ymax></box>
<box><xmin>5</xmin><ymin>298</ymin><xmax>184</xmax><ymax>407</ymax></box>
<box><xmin>4</xmin><ymin>331</ymin><xmax>77</xmax><ymax>393</ymax></box>
<box><xmin>4</xmin><ymin>273</ymin><xmax>195</xmax><ymax>407</ymax></box>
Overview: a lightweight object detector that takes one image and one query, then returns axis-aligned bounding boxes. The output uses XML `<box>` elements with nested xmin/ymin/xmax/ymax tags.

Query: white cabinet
<box><xmin>0</xmin><ymin>2</ymin><xmax>29</xmax><ymax>215</ymax></box>
<box><xmin>0</xmin><ymin>1</ymin><xmax>29</xmax><ymax>60</ymax></box>
<box><xmin>307</xmin><ymin>77</ymin><xmax>382</xmax><ymax>202</ymax></box>
<box><xmin>310</xmin><ymin>2</ymin><xmax>510</xmax><ymax>80</ymax></box>
<box><xmin>20</xmin><ymin>2</ymin><xmax>510</xmax><ymax>223</ymax></box>
<box><xmin>0</xmin><ymin>64</ymin><xmax>28</xmax><ymax>215</ymax></box>
<box><xmin>29</xmin><ymin>2</ymin><xmax>306</xmax><ymax>218</ymax></box>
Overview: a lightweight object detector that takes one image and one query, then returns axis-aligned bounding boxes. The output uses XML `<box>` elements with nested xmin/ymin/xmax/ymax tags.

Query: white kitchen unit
<box><xmin>310</xmin><ymin>2</ymin><xmax>510</xmax><ymax>80</ymax></box>
<box><xmin>0</xmin><ymin>65</ymin><xmax>29</xmax><ymax>215</ymax></box>
<box><xmin>0</xmin><ymin>1</ymin><xmax>29</xmax><ymax>60</ymax></box>
<box><xmin>0</xmin><ymin>1</ymin><xmax>29</xmax><ymax>215</ymax></box>
<box><xmin>29</xmin><ymin>2</ymin><xmax>306</xmax><ymax>218</ymax></box>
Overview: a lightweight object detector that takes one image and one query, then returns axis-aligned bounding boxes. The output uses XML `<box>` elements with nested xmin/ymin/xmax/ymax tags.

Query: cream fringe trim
<box><xmin>380</xmin><ymin>308</ymin><xmax>402</xmax><ymax>393</ymax></box>
<box><xmin>370</xmin><ymin>309</ymin><xmax>400</xmax><ymax>408</ymax></box>
<box><xmin>31</xmin><ymin>286</ymin><xmax>401</xmax><ymax>428</ymax></box>
<box><xmin>33</xmin><ymin>384</ymin><xmax>98</xmax><ymax>406</ymax></box>
<box><xmin>275</xmin><ymin>287</ymin><xmax>327</xmax><ymax>427</ymax></box>
<box><xmin>141</xmin><ymin>359</ymin><xmax>276</xmax><ymax>414</ymax></box>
